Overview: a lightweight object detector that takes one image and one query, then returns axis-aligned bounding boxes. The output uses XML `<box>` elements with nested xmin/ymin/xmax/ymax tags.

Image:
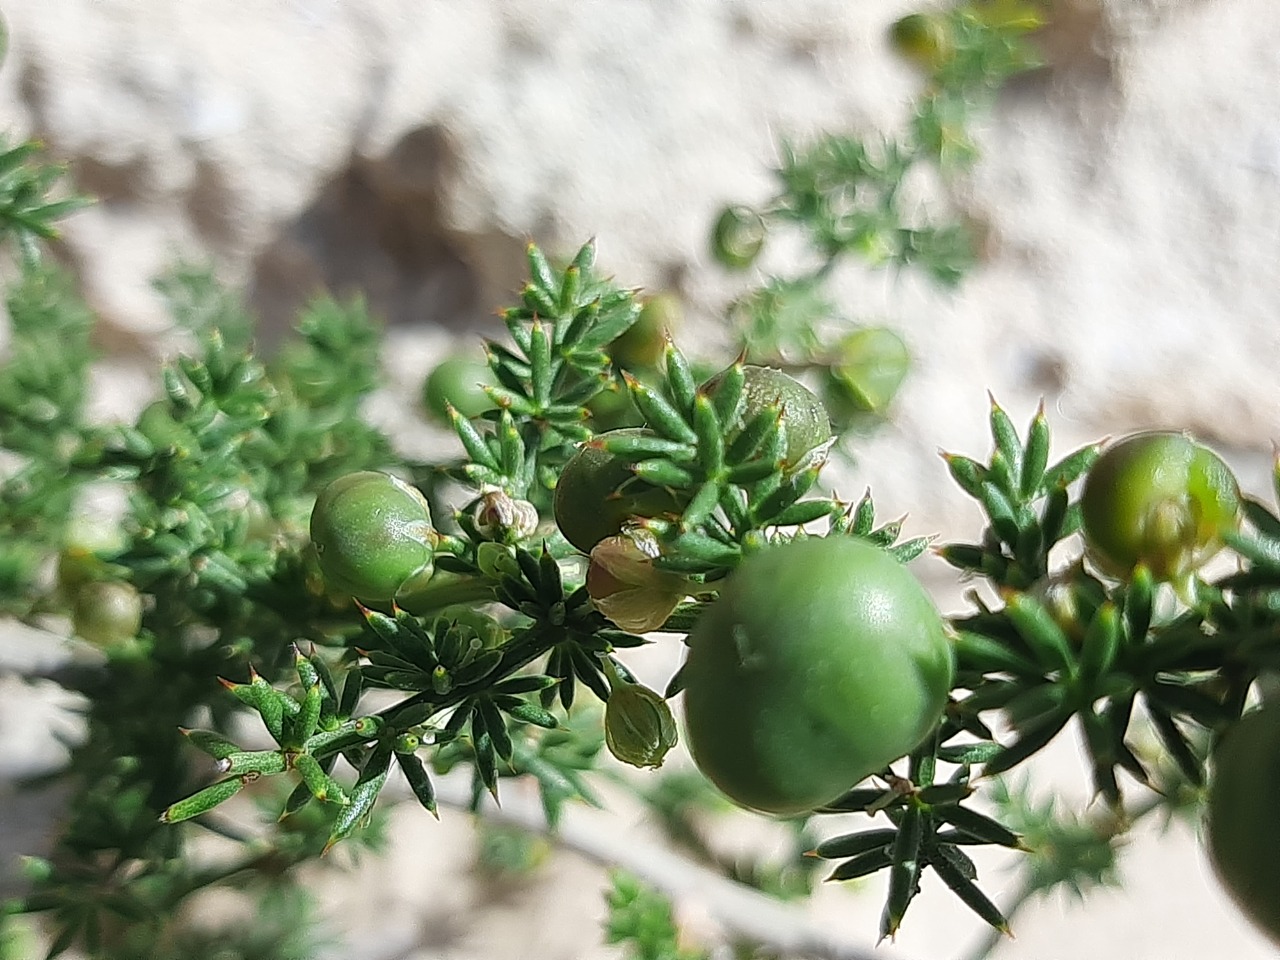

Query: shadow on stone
<box><xmin>248</xmin><ymin>125</ymin><xmax>522</xmax><ymax>348</ymax></box>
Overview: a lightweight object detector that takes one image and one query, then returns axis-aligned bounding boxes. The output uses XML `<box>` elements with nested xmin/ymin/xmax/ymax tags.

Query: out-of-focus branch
<box><xmin>384</xmin><ymin>774</ymin><xmax>886</xmax><ymax>960</ymax></box>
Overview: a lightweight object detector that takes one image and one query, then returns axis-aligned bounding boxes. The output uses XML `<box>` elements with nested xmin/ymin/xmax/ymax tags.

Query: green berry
<box><xmin>309</xmin><ymin>471</ymin><xmax>436</xmax><ymax>601</ymax></box>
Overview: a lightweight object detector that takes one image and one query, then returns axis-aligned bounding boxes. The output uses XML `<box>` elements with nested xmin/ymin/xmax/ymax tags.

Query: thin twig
<box><xmin>383</xmin><ymin>773</ymin><xmax>885</xmax><ymax>960</ymax></box>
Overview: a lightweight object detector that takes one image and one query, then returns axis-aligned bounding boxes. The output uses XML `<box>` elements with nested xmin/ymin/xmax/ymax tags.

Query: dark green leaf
<box><xmin>880</xmin><ymin>804</ymin><xmax>924</xmax><ymax>939</ymax></box>
<box><xmin>981</xmin><ymin>709</ymin><xmax>1072</xmax><ymax>779</ymax></box>
<box><xmin>928</xmin><ymin>843</ymin><xmax>1009</xmax><ymax>933</ymax></box>
<box><xmin>933</xmin><ymin>803</ymin><xmax>1020</xmax><ymax>849</ymax></box>
<box><xmin>814</xmin><ymin>828</ymin><xmax>898</xmax><ymax>860</ymax></box>
<box><xmin>1145</xmin><ymin>700</ymin><xmax>1204</xmax><ymax>786</ymax></box>
<box><xmin>397</xmin><ymin>750</ymin><xmax>438</xmax><ymax>816</ymax></box>
<box><xmin>1005</xmin><ymin>594</ymin><xmax>1075</xmax><ymax>674</ymax></box>
<box><xmin>826</xmin><ymin>847</ymin><xmax>893</xmax><ymax>882</ymax></box>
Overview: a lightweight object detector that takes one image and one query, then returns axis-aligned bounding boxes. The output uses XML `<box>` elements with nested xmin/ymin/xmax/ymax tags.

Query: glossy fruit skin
<box><xmin>681</xmin><ymin>536</ymin><xmax>954</xmax><ymax>815</ymax></box>
<box><xmin>1081</xmin><ymin>432</ymin><xmax>1240</xmax><ymax>582</ymax></box>
<box><xmin>554</xmin><ymin>429</ymin><xmax>684</xmax><ymax>554</ymax></box>
<box><xmin>422</xmin><ymin>356</ymin><xmax>497</xmax><ymax>424</ymax></box>
<box><xmin>309</xmin><ymin>471</ymin><xmax>435</xmax><ymax>601</ymax></box>
<box><xmin>706</xmin><ymin>365</ymin><xmax>832</xmax><ymax>469</ymax></box>
<box><xmin>72</xmin><ymin>580</ymin><xmax>143</xmax><ymax>647</ymax></box>
<box><xmin>1206</xmin><ymin>704</ymin><xmax>1280</xmax><ymax>946</ymax></box>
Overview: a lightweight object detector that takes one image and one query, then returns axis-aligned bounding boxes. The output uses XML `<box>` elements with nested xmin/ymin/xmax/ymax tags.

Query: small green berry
<box><xmin>711</xmin><ymin>205</ymin><xmax>766</xmax><ymax>270</ymax></box>
<box><xmin>72</xmin><ymin>580</ymin><xmax>143</xmax><ymax>647</ymax></box>
<box><xmin>422</xmin><ymin>355</ymin><xmax>498</xmax><ymax>424</ymax></box>
<box><xmin>1081</xmin><ymin>432</ymin><xmax>1240</xmax><ymax>582</ymax></box>
<box><xmin>609</xmin><ymin>293</ymin><xmax>682</xmax><ymax>371</ymax></box>
<box><xmin>825</xmin><ymin>327</ymin><xmax>910</xmax><ymax>416</ymax></box>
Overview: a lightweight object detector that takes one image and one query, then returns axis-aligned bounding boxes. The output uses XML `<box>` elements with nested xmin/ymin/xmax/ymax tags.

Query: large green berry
<box><xmin>1206</xmin><ymin>704</ymin><xmax>1280</xmax><ymax>946</ymax></box>
<box><xmin>309</xmin><ymin>471</ymin><xmax>436</xmax><ymax>601</ymax></box>
<box><xmin>682</xmin><ymin>536</ymin><xmax>953</xmax><ymax>815</ymax></box>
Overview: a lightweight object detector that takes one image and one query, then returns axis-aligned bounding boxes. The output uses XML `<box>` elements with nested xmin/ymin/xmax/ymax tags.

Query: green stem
<box><xmin>660</xmin><ymin>602</ymin><xmax>705</xmax><ymax>634</ymax></box>
<box><xmin>168</xmin><ymin>847</ymin><xmax>294</xmax><ymax>905</ymax></box>
<box><xmin>396</xmin><ymin>572</ymin><xmax>498</xmax><ymax>614</ymax></box>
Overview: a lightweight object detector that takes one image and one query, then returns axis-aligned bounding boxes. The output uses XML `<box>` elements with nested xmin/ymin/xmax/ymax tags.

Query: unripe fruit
<box><xmin>587</xmin><ymin>380</ymin><xmax>646</xmax><ymax>432</ymax></box>
<box><xmin>1081</xmin><ymin>432</ymin><xmax>1240</xmax><ymax>582</ymax></box>
<box><xmin>610</xmin><ymin>293</ymin><xmax>681</xmax><ymax>372</ymax></box>
<box><xmin>72</xmin><ymin>580</ymin><xmax>143</xmax><ymax>647</ymax></box>
<box><xmin>682</xmin><ymin>536</ymin><xmax>953</xmax><ymax>815</ymax></box>
<box><xmin>1206</xmin><ymin>704</ymin><xmax>1280</xmax><ymax>946</ymax></box>
<box><xmin>825</xmin><ymin>327</ymin><xmax>910</xmax><ymax>416</ymax></box>
<box><xmin>422</xmin><ymin>355</ymin><xmax>497</xmax><ymax>424</ymax></box>
<box><xmin>889</xmin><ymin>13</ymin><xmax>953</xmax><ymax>71</ymax></box>
<box><xmin>553</xmin><ymin>429</ymin><xmax>684</xmax><ymax>554</ymax></box>
<box><xmin>711</xmin><ymin>205</ymin><xmax>766</xmax><ymax>270</ymax></box>
<box><xmin>705</xmin><ymin>365</ymin><xmax>833</xmax><ymax>469</ymax></box>
<box><xmin>309</xmin><ymin>471</ymin><xmax>435</xmax><ymax>601</ymax></box>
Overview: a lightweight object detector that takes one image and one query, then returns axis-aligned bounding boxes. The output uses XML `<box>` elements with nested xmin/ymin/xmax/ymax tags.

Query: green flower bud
<box><xmin>602</xmin><ymin>658</ymin><xmax>679</xmax><ymax>769</ymax></box>
<box><xmin>587</xmin><ymin>534</ymin><xmax>690</xmax><ymax>634</ymax></box>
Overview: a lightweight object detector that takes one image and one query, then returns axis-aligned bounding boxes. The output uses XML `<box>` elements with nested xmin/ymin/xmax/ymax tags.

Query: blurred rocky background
<box><xmin>1</xmin><ymin>0</ymin><xmax>1278</xmax><ymax>958</ymax></box>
